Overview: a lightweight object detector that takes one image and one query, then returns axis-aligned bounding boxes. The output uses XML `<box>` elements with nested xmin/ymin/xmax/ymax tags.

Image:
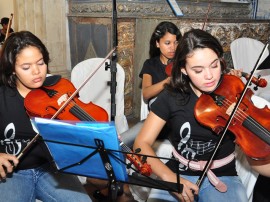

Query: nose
<box><xmin>204</xmin><ymin>68</ymin><xmax>213</xmax><ymax>80</ymax></box>
<box><xmin>172</xmin><ymin>43</ymin><xmax>178</xmax><ymax>51</ymax></box>
<box><xmin>32</xmin><ymin>65</ymin><xmax>40</xmax><ymax>75</ymax></box>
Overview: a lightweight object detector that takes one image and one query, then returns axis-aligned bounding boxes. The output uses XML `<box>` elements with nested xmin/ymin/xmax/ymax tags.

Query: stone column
<box><xmin>14</xmin><ymin>0</ymin><xmax>70</xmax><ymax>78</ymax></box>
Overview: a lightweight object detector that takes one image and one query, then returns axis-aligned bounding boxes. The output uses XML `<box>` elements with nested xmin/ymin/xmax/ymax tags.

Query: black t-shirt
<box><xmin>139</xmin><ymin>56</ymin><xmax>170</xmax><ymax>139</ymax></box>
<box><xmin>0</xmin><ymin>28</ymin><xmax>14</xmax><ymax>43</ymax></box>
<box><xmin>139</xmin><ymin>56</ymin><xmax>167</xmax><ymax>86</ymax></box>
<box><xmin>0</xmin><ymin>86</ymin><xmax>51</xmax><ymax>170</ymax></box>
<box><xmin>151</xmin><ymin>87</ymin><xmax>237</xmax><ymax>176</ymax></box>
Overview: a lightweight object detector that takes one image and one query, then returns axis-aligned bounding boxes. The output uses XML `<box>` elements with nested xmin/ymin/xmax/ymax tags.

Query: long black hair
<box><xmin>168</xmin><ymin>29</ymin><xmax>224</xmax><ymax>94</ymax></box>
<box><xmin>0</xmin><ymin>31</ymin><xmax>50</xmax><ymax>88</ymax></box>
<box><xmin>149</xmin><ymin>21</ymin><xmax>182</xmax><ymax>58</ymax></box>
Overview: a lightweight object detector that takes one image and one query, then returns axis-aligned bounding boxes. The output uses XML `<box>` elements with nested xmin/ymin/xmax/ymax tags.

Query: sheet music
<box><xmin>167</xmin><ymin>0</ymin><xmax>183</xmax><ymax>17</ymax></box>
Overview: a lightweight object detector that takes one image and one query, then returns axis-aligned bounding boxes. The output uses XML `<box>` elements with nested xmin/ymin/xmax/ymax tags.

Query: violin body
<box><xmin>25</xmin><ymin>77</ymin><xmax>152</xmax><ymax>175</ymax></box>
<box><xmin>195</xmin><ymin>75</ymin><xmax>270</xmax><ymax>159</ymax></box>
<box><xmin>24</xmin><ymin>78</ymin><xmax>108</xmax><ymax>122</ymax></box>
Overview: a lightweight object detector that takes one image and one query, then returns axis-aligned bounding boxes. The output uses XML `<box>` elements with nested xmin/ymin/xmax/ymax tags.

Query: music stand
<box><xmin>32</xmin><ymin>118</ymin><xmax>183</xmax><ymax>201</ymax></box>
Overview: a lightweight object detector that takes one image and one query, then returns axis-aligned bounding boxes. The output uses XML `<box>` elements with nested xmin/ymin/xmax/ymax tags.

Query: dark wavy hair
<box><xmin>168</xmin><ymin>29</ymin><xmax>224</xmax><ymax>95</ymax></box>
<box><xmin>0</xmin><ymin>31</ymin><xmax>50</xmax><ymax>88</ymax></box>
<box><xmin>149</xmin><ymin>21</ymin><xmax>182</xmax><ymax>58</ymax></box>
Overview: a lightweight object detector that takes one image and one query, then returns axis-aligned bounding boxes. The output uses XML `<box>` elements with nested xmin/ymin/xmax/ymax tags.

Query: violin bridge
<box><xmin>209</xmin><ymin>93</ymin><xmax>225</xmax><ymax>106</ymax></box>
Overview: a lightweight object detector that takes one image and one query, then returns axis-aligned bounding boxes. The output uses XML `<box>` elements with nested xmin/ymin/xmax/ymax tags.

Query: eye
<box><xmin>37</xmin><ymin>59</ymin><xmax>45</xmax><ymax>66</ymax></box>
<box><xmin>22</xmin><ymin>65</ymin><xmax>30</xmax><ymax>70</ymax></box>
<box><xmin>193</xmin><ymin>68</ymin><xmax>203</xmax><ymax>74</ymax></box>
<box><xmin>195</xmin><ymin>70</ymin><xmax>202</xmax><ymax>74</ymax></box>
<box><xmin>165</xmin><ymin>41</ymin><xmax>170</xmax><ymax>45</ymax></box>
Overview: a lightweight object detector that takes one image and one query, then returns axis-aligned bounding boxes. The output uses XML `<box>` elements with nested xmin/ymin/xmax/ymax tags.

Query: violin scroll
<box><xmin>126</xmin><ymin>153</ymin><xmax>152</xmax><ymax>176</ymax></box>
<box><xmin>225</xmin><ymin>68</ymin><xmax>267</xmax><ymax>89</ymax></box>
<box><xmin>120</xmin><ymin>142</ymin><xmax>152</xmax><ymax>176</ymax></box>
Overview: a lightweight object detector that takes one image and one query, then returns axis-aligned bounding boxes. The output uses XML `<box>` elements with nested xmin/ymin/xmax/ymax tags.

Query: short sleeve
<box><xmin>150</xmin><ymin>90</ymin><xmax>171</xmax><ymax>121</ymax></box>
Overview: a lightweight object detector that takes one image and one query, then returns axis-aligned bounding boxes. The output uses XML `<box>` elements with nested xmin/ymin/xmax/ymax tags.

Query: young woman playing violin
<box><xmin>133</xmin><ymin>29</ymin><xmax>270</xmax><ymax>202</ymax></box>
<box><xmin>122</xmin><ymin>21</ymin><xmax>182</xmax><ymax>147</ymax></box>
<box><xmin>0</xmin><ymin>31</ymin><xmax>92</xmax><ymax>202</ymax></box>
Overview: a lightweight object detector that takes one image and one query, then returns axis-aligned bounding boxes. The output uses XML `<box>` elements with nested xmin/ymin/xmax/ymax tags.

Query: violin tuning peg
<box><xmin>141</xmin><ymin>156</ymin><xmax>147</xmax><ymax>163</ymax></box>
<box><xmin>254</xmin><ymin>86</ymin><xmax>258</xmax><ymax>91</ymax></box>
<box><xmin>134</xmin><ymin>148</ymin><xmax>141</xmax><ymax>153</ymax></box>
<box><xmin>126</xmin><ymin>163</ymin><xmax>132</xmax><ymax>169</ymax></box>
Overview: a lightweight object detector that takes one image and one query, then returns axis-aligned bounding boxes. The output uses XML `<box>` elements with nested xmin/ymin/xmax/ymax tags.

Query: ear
<box><xmin>181</xmin><ymin>68</ymin><xmax>187</xmax><ymax>75</ymax></box>
<box><xmin>156</xmin><ymin>40</ymin><xmax>160</xmax><ymax>48</ymax></box>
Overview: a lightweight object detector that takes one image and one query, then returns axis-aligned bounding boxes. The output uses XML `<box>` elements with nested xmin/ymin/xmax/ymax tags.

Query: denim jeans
<box><xmin>147</xmin><ymin>175</ymin><xmax>248</xmax><ymax>202</ymax></box>
<box><xmin>0</xmin><ymin>163</ymin><xmax>92</xmax><ymax>202</ymax></box>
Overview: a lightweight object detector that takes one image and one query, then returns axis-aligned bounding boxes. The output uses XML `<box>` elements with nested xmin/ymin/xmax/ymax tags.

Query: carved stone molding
<box><xmin>68</xmin><ymin>0</ymin><xmax>252</xmax><ymax>19</ymax></box>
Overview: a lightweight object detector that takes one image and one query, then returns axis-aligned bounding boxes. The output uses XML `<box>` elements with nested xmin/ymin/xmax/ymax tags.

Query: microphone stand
<box><xmin>94</xmin><ymin>1</ymin><xmax>118</xmax><ymax>200</ymax></box>
<box><xmin>106</xmin><ymin>0</ymin><xmax>118</xmax><ymax>122</ymax></box>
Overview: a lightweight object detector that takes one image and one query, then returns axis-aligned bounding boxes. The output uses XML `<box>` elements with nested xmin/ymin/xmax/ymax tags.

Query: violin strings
<box><xmin>222</xmin><ymin>98</ymin><xmax>268</xmax><ymax>135</ymax></box>
<box><xmin>52</xmin><ymin>92</ymin><xmax>96</xmax><ymax>121</ymax></box>
<box><xmin>120</xmin><ymin>142</ymin><xmax>132</xmax><ymax>152</ymax></box>
<box><xmin>220</xmin><ymin>97</ymin><xmax>269</xmax><ymax>138</ymax></box>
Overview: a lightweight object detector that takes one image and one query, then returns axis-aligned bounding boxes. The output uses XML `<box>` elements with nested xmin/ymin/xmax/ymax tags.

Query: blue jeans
<box><xmin>147</xmin><ymin>175</ymin><xmax>248</xmax><ymax>202</ymax></box>
<box><xmin>0</xmin><ymin>163</ymin><xmax>92</xmax><ymax>202</ymax></box>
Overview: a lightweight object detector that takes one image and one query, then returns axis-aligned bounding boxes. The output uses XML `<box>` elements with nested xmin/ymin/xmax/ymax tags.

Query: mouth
<box><xmin>33</xmin><ymin>77</ymin><xmax>43</xmax><ymax>83</ymax></box>
<box><xmin>204</xmin><ymin>81</ymin><xmax>216</xmax><ymax>88</ymax></box>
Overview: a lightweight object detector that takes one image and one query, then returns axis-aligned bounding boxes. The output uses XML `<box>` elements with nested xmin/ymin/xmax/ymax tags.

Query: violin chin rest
<box><xmin>43</xmin><ymin>75</ymin><xmax>62</xmax><ymax>87</ymax></box>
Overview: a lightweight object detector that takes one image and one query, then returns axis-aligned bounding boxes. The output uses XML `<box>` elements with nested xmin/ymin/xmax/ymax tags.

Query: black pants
<box><xmin>253</xmin><ymin>175</ymin><xmax>270</xmax><ymax>202</ymax></box>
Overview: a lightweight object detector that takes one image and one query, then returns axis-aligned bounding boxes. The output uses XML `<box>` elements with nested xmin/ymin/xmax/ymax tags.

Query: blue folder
<box><xmin>31</xmin><ymin>117</ymin><xmax>128</xmax><ymax>182</ymax></box>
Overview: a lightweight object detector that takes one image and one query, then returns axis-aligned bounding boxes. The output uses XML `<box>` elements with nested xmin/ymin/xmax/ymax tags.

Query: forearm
<box><xmin>142</xmin><ymin>78</ymin><xmax>170</xmax><ymax>101</ymax></box>
<box><xmin>248</xmin><ymin>157</ymin><xmax>270</xmax><ymax>177</ymax></box>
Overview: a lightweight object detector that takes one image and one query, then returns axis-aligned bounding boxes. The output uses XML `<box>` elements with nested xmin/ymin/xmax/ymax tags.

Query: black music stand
<box><xmin>32</xmin><ymin>118</ymin><xmax>183</xmax><ymax>201</ymax></box>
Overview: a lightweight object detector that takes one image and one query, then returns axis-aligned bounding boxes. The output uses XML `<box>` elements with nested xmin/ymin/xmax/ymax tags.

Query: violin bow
<box><xmin>17</xmin><ymin>48</ymin><xmax>116</xmax><ymax>160</ymax></box>
<box><xmin>196</xmin><ymin>41</ymin><xmax>270</xmax><ymax>188</ymax></box>
<box><xmin>4</xmin><ymin>13</ymin><xmax>13</xmax><ymax>41</ymax></box>
<box><xmin>201</xmin><ymin>3</ymin><xmax>211</xmax><ymax>30</ymax></box>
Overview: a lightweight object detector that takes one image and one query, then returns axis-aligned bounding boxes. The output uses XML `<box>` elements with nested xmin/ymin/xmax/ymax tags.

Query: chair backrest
<box><xmin>140</xmin><ymin>92</ymin><xmax>149</xmax><ymax>121</ymax></box>
<box><xmin>230</xmin><ymin>37</ymin><xmax>270</xmax><ymax>202</ymax></box>
<box><xmin>71</xmin><ymin>58</ymin><xmax>129</xmax><ymax>134</ymax></box>
<box><xmin>230</xmin><ymin>37</ymin><xmax>270</xmax><ymax>101</ymax></box>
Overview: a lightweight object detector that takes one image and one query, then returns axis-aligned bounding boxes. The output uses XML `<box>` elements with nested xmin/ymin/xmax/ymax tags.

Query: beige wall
<box><xmin>0</xmin><ymin>0</ymin><xmax>16</xmax><ymax>30</ymax></box>
<box><xmin>1</xmin><ymin>0</ymin><xmax>70</xmax><ymax>78</ymax></box>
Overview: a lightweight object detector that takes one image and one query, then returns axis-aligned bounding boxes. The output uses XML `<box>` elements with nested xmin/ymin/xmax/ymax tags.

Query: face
<box><xmin>182</xmin><ymin>48</ymin><xmax>222</xmax><ymax>96</ymax></box>
<box><xmin>156</xmin><ymin>32</ymin><xmax>178</xmax><ymax>64</ymax></box>
<box><xmin>15</xmin><ymin>46</ymin><xmax>47</xmax><ymax>97</ymax></box>
<box><xmin>2</xmin><ymin>23</ymin><xmax>9</xmax><ymax>30</ymax></box>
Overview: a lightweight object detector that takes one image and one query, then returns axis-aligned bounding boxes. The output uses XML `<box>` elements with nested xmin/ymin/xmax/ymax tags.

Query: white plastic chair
<box><xmin>140</xmin><ymin>92</ymin><xmax>149</xmax><ymax>121</ymax></box>
<box><xmin>230</xmin><ymin>37</ymin><xmax>270</xmax><ymax>202</ymax></box>
<box><xmin>230</xmin><ymin>37</ymin><xmax>270</xmax><ymax>101</ymax></box>
<box><xmin>71</xmin><ymin>58</ymin><xmax>129</xmax><ymax>134</ymax></box>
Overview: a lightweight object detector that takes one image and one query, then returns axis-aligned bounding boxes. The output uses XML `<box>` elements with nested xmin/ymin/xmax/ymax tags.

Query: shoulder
<box><xmin>140</xmin><ymin>57</ymin><xmax>161</xmax><ymax>77</ymax></box>
<box><xmin>143</xmin><ymin>56</ymin><xmax>160</xmax><ymax>66</ymax></box>
<box><xmin>0</xmin><ymin>85</ymin><xmax>17</xmax><ymax>103</ymax></box>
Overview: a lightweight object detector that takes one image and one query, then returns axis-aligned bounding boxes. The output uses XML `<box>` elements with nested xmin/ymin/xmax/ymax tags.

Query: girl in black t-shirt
<box><xmin>134</xmin><ymin>29</ymin><xmax>270</xmax><ymax>202</ymax></box>
<box><xmin>140</xmin><ymin>21</ymin><xmax>182</xmax><ymax>107</ymax></box>
<box><xmin>0</xmin><ymin>31</ymin><xmax>92</xmax><ymax>202</ymax></box>
<box><xmin>121</xmin><ymin>21</ymin><xmax>182</xmax><ymax>146</ymax></box>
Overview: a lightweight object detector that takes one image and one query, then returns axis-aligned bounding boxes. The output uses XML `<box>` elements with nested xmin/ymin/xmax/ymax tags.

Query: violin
<box><xmin>165</xmin><ymin>61</ymin><xmax>268</xmax><ymax>88</ymax></box>
<box><xmin>194</xmin><ymin>74</ymin><xmax>270</xmax><ymax>160</ymax></box>
<box><xmin>24</xmin><ymin>76</ymin><xmax>152</xmax><ymax>176</ymax></box>
<box><xmin>224</xmin><ymin>68</ymin><xmax>267</xmax><ymax>89</ymax></box>
<box><xmin>24</xmin><ymin>77</ymin><xmax>108</xmax><ymax>121</ymax></box>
